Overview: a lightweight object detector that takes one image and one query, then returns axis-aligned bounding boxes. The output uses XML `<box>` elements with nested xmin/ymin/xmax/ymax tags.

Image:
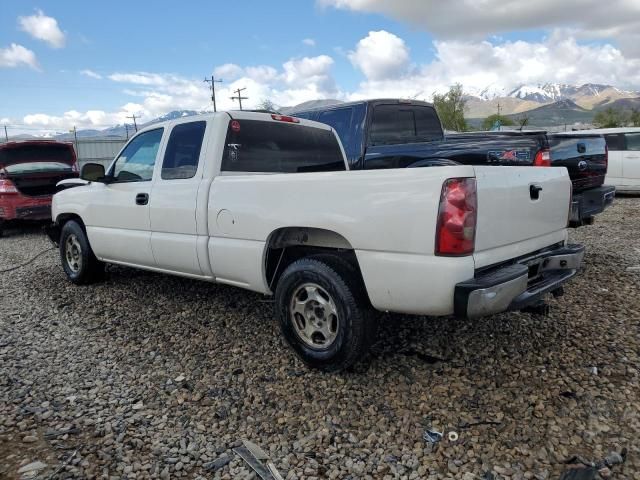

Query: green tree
<box><xmin>257</xmin><ymin>99</ymin><xmax>278</xmax><ymax>112</ymax></box>
<box><xmin>481</xmin><ymin>114</ymin><xmax>515</xmax><ymax>130</ymax></box>
<box><xmin>593</xmin><ymin>107</ymin><xmax>627</xmax><ymax>128</ymax></box>
<box><xmin>432</xmin><ymin>84</ymin><xmax>467</xmax><ymax>132</ymax></box>
<box><xmin>629</xmin><ymin>108</ymin><xmax>640</xmax><ymax>127</ymax></box>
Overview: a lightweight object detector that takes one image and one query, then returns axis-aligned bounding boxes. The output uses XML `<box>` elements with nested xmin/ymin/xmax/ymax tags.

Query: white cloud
<box><xmin>18</xmin><ymin>9</ymin><xmax>66</xmax><ymax>48</ymax></box>
<box><xmin>213</xmin><ymin>63</ymin><xmax>244</xmax><ymax>80</ymax></box>
<box><xmin>0</xmin><ymin>43</ymin><xmax>39</xmax><ymax>69</ymax></box>
<box><xmin>80</xmin><ymin>69</ymin><xmax>102</xmax><ymax>79</ymax></box>
<box><xmin>348</xmin><ymin>31</ymin><xmax>640</xmax><ymax>101</ymax></box>
<box><xmin>348</xmin><ymin>30</ymin><xmax>410</xmax><ymax>81</ymax></box>
<box><xmin>303</xmin><ymin>38</ymin><xmax>316</xmax><ymax>47</ymax></box>
<box><xmin>321</xmin><ymin>0</ymin><xmax>640</xmax><ymax>57</ymax></box>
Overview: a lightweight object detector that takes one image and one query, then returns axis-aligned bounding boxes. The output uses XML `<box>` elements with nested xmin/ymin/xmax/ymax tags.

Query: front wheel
<box><xmin>60</xmin><ymin>220</ymin><xmax>104</xmax><ymax>284</ymax></box>
<box><xmin>275</xmin><ymin>255</ymin><xmax>375</xmax><ymax>371</ymax></box>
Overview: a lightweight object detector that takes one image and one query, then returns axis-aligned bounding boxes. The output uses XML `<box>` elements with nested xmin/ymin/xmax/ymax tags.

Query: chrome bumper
<box><xmin>454</xmin><ymin>244</ymin><xmax>585</xmax><ymax>319</ymax></box>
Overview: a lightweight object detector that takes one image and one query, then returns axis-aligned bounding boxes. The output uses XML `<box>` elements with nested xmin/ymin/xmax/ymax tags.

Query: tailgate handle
<box><xmin>577</xmin><ymin>142</ymin><xmax>586</xmax><ymax>153</ymax></box>
<box><xmin>529</xmin><ymin>184</ymin><xmax>543</xmax><ymax>200</ymax></box>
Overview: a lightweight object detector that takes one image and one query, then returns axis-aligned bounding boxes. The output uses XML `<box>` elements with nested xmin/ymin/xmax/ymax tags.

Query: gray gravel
<box><xmin>1</xmin><ymin>198</ymin><xmax>639</xmax><ymax>480</ymax></box>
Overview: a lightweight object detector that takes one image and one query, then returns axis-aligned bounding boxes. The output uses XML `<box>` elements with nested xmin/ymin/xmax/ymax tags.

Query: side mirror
<box><xmin>81</xmin><ymin>163</ymin><xmax>106</xmax><ymax>182</ymax></box>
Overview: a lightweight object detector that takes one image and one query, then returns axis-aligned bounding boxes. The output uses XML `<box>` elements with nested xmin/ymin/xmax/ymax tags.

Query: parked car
<box><xmin>0</xmin><ymin>140</ymin><xmax>78</xmax><ymax>236</ymax></box>
<box><xmin>47</xmin><ymin>111</ymin><xmax>584</xmax><ymax>371</ymax></box>
<box><xmin>291</xmin><ymin>99</ymin><xmax>614</xmax><ymax>227</ymax></box>
<box><xmin>556</xmin><ymin>127</ymin><xmax>640</xmax><ymax>193</ymax></box>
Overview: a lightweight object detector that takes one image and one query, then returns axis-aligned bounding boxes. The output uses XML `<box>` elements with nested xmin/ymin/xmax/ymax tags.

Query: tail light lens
<box><xmin>0</xmin><ymin>179</ymin><xmax>18</xmax><ymax>194</ymax></box>
<box><xmin>533</xmin><ymin>148</ymin><xmax>551</xmax><ymax>167</ymax></box>
<box><xmin>71</xmin><ymin>162</ymin><xmax>79</xmax><ymax>173</ymax></box>
<box><xmin>435</xmin><ymin>178</ymin><xmax>477</xmax><ymax>256</ymax></box>
<box><xmin>271</xmin><ymin>114</ymin><xmax>300</xmax><ymax>123</ymax></box>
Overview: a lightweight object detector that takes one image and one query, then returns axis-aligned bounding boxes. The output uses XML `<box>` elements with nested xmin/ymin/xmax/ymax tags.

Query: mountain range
<box><xmin>464</xmin><ymin>82</ymin><xmax>639</xmax><ymax>122</ymax></box>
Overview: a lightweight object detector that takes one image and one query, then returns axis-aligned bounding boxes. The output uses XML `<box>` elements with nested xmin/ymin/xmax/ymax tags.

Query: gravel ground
<box><xmin>1</xmin><ymin>198</ymin><xmax>639</xmax><ymax>480</ymax></box>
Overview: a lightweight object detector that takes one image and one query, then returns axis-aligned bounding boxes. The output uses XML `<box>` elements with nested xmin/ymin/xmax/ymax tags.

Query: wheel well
<box><xmin>264</xmin><ymin>227</ymin><xmax>368</xmax><ymax>297</ymax></box>
<box><xmin>48</xmin><ymin>214</ymin><xmax>85</xmax><ymax>245</ymax></box>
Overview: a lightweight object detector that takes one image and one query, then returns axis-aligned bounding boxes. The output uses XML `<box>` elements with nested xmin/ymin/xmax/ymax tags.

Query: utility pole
<box><xmin>127</xmin><ymin>114</ymin><xmax>139</xmax><ymax>132</ymax></box>
<box><xmin>497</xmin><ymin>102</ymin><xmax>502</xmax><ymax>116</ymax></box>
<box><xmin>125</xmin><ymin>123</ymin><xmax>129</xmax><ymax>140</ymax></box>
<box><xmin>3</xmin><ymin>125</ymin><xmax>8</xmax><ymax>143</ymax></box>
<box><xmin>70</xmin><ymin>126</ymin><xmax>78</xmax><ymax>156</ymax></box>
<box><xmin>204</xmin><ymin>76</ymin><xmax>223</xmax><ymax>112</ymax></box>
<box><xmin>230</xmin><ymin>87</ymin><xmax>248</xmax><ymax>111</ymax></box>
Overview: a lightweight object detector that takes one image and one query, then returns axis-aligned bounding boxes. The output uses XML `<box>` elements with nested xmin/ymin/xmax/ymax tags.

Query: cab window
<box><xmin>161</xmin><ymin>121</ymin><xmax>206</xmax><ymax>180</ymax></box>
<box><xmin>624</xmin><ymin>133</ymin><xmax>640</xmax><ymax>151</ymax></box>
<box><xmin>111</xmin><ymin>129</ymin><xmax>163</xmax><ymax>182</ymax></box>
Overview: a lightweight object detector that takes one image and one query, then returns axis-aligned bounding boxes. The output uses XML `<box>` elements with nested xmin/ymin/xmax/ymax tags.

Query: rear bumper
<box><xmin>0</xmin><ymin>195</ymin><xmax>52</xmax><ymax>221</ymax></box>
<box><xmin>454</xmin><ymin>243</ymin><xmax>585</xmax><ymax>318</ymax></box>
<box><xmin>569</xmin><ymin>185</ymin><xmax>615</xmax><ymax>227</ymax></box>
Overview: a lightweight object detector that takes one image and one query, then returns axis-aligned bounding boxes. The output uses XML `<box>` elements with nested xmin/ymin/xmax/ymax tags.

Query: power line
<box><xmin>230</xmin><ymin>87</ymin><xmax>248</xmax><ymax>111</ymax></box>
<box><xmin>204</xmin><ymin>76</ymin><xmax>223</xmax><ymax>112</ymax></box>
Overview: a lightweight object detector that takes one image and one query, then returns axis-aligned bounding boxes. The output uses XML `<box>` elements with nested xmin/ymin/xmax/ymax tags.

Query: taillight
<box><xmin>271</xmin><ymin>114</ymin><xmax>300</xmax><ymax>123</ymax></box>
<box><xmin>0</xmin><ymin>179</ymin><xmax>19</xmax><ymax>194</ymax></box>
<box><xmin>604</xmin><ymin>144</ymin><xmax>608</xmax><ymax>171</ymax></box>
<box><xmin>435</xmin><ymin>178</ymin><xmax>477</xmax><ymax>256</ymax></box>
<box><xmin>71</xmin><ymin>163</ymin><xmax>79</xmax><ymax>173</ymax></box>
<box><xmin>533</xmin><ymin>148</ymin><xmax>551</xmax><ymax>167</ymax></box>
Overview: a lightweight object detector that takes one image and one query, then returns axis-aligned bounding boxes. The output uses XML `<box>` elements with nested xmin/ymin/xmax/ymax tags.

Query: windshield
<box><xmin>3</xmin><ymin>162</ymin><xmax>74</xmax><ymax>174</ymax></box>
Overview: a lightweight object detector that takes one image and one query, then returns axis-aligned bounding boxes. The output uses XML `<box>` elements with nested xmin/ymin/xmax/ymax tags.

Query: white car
<box><xmin>48</xmin><ymin>111</ymin><xmax>584</xmax><ymax>370</ymax></box>
<box><xmin>559</xmin><ymin>127</ymin><xmax>640</xmax><ymax>192</ymax></box>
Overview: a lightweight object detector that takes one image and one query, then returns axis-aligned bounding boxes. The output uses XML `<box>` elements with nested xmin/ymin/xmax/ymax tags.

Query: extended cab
<box><xmin>48</xmin><ymin>112</ymin><xmax>584</xmax><ymax>371</ymax></box>
<box><xmin>0</xmin><ymin>140</ymin><xmax>78</xmax><ymax>236</ymax></box>
<box><xmin>291</xmin><ymin>99</ymin><xmax>614</xmax><ymax>227</ymax></box>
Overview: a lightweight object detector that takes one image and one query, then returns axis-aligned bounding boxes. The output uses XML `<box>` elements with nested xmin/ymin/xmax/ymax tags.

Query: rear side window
<box><xmin>624</xmin><ymin>133</ymin><xmax>640</xmax><ymax>151</ymax></box>
<box><xmin>221</xmin><ymin>120</ymin><xmax>345</xmax><ymax>173</ymax></box>
<box><xmin>317</xmin><ymin>108</ymin><xmax>353</xmax><ymax>152</ymax></box>
<box><xmin>369</xmin><ymin>105</ymin><xmax>443</xmax><ymax>146</ymax></box>
<box><xmin>604</xmin><ymin>134</ymin><xmax>624</xmax><ymax>151</ymax></box>
<box><xmin>161</xmin><ymin>121</ymin><xmax>206</xmax><ymax>179</ymax></box>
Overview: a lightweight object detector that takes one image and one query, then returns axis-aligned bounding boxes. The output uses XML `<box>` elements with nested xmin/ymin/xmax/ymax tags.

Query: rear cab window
<box><xmin>221</xmin><ymin>119</ymin><xmax>345</xmax><ymax>173</ymax></box>
<box><xmin>368</xmin><ymin>104</ymin><xmax>443</xmax><ymax>146</ymax></box>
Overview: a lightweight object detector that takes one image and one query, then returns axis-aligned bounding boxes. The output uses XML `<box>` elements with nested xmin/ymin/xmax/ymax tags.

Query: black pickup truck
<box><xmin>291</xmin><ymin>99</ymin><xmax>614</xmax><ymax>227</ymax></box>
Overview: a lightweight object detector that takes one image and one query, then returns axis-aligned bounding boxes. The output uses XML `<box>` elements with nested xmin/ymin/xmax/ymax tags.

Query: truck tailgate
<box><xmin>549</xmin><ymin>134</ymin><xmax>607</xmax><ymax>192</ymax></box>
<box><xmin>473</xmin><ymin>166</ymin><xmax>571</xmax><ymax>269</ymax></box>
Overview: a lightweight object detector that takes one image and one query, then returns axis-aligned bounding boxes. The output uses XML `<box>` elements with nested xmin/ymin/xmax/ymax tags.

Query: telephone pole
<box><xmin>3</xmin><ymin>125</ymin><xmax>8</xmax><ymax>143</ymax></box>
<box><xmin>127</xmin><ymin>114</ymin><xmax>139</xmax><ymax>132</ymax></box>
<box><xmin>204</xmin><ymin>76</ymin><xmax>223</xmax><ymax>112</ymax></box>
<box><xmin>230</xmin><ymin>87</ymin><xmax>248</xmax><ymax>110</ymax></box>
<box><xmin>497</xmin><ymin>102</ymin><xmax>502</xmax><ymax>116</ymax></box>
<box><xmin>125</xmin><ymin>123</ymin><xmax>129</xmax><ymax>139</ymax></box>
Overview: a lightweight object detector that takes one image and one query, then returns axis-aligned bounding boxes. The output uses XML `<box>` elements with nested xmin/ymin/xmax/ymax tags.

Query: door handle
<box><xmin>530</xmin><ymin>184</ymin><xmax>543</xmax><ymax>200</ymax></box>
<box><xmin>135</xmin><ymin>193</ymin><xmax>149</xmax><ymax>205</ymax></box>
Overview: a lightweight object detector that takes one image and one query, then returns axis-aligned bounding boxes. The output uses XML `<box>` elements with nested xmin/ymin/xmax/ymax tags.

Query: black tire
<box><xmin>59</xmin><ymin>220</ymin><xmax>105</xmax><ymax>284</ymax></box>
<box><xmin>275</xmin><ymin>255</ymin><xmax>376</xmax><ymax>372</ymax></box>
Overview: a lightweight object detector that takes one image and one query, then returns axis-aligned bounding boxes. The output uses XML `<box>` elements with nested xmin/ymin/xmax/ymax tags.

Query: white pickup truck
<box><xmin>48</xmin><ymin>111</ymin><xmax>584</xmax><ymax>371</ymax></box>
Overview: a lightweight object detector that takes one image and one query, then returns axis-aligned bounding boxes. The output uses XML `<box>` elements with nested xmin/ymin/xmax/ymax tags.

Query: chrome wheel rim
<box><xmin>65</xmin><ymin>234</ymin><xmax>83</xmax><ymax>273</ymax></box>
<box><xmin>290</xmin><ymin>283</ymin><xmax>339</xmax><ymax>349</ymax></box>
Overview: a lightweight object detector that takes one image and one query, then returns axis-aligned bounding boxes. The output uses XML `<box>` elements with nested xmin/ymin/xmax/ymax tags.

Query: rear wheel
<box><xmin>275</xmin><ymin>255</ymin><xmax>375</xmax><ymax>371</ymax></box>
<box><xmin>60</xmin><ymin>220</ymin><xmax>104</xmax><ymax>284</ymax></box>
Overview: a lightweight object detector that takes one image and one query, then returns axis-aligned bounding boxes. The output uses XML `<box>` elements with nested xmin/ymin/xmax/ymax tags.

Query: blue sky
<box><xmin>2</xmin><ymin>0</ymin><xmax>639</xmax><ymax>134</ymax></box>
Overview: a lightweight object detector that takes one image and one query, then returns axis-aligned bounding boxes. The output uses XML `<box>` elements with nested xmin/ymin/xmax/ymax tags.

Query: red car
<box><xmin>0</xmin><ymin>141</ymin><xmax>79</xmax><ymax>236</ymax></box>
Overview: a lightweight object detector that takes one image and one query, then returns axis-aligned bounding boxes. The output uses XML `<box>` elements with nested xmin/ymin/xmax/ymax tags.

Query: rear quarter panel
<box><xmin>207</xmin><ymin>166</ymin><xmax>478</xmax><ymax>314</ymax></box>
